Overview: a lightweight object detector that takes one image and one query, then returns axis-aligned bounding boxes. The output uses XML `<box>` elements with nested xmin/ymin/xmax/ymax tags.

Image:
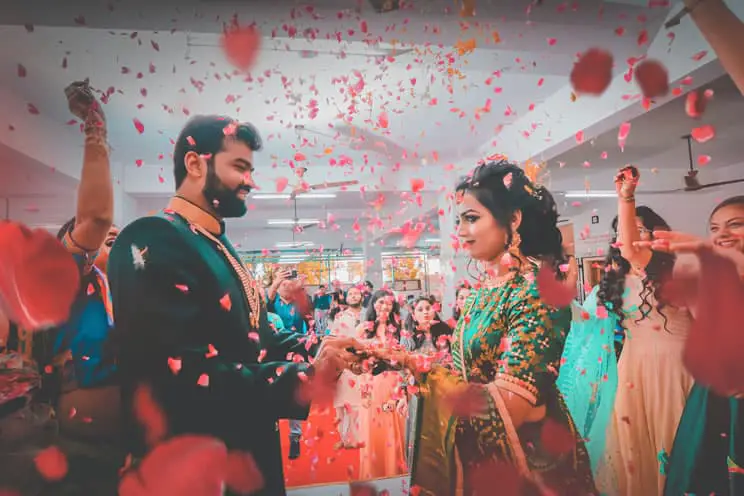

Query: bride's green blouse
<box><xmin>412</xmin><ymin>266</ymin><xmax>597</xmax><ymax>495</ymax></box>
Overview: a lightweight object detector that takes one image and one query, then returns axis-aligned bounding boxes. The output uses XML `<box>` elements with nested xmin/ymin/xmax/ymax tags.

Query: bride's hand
<box><xmin>365</xmin><ymin>345</ymin><xmax>410</xmax><ymax>370</ymax></box>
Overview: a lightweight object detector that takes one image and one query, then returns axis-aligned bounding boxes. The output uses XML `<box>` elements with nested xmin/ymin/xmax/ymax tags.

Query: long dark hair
<box><xmin>598</xmin><ymin>206</ymin><xmax>674</xmax><ymax>334</ymax></box>
<box><xmin>362</xmin><ymin>289</ymin><xmax>401</xmax><ymax>341</ymax></box>
<box><xmin>404</xmin><ymin>295</ymin><xmax>453</xmax><ymax>350</ymax></box>
<box><xmin>456</xmin><ymin>160</ymin><xmax>566</xmax><ymax>276</ymax></box>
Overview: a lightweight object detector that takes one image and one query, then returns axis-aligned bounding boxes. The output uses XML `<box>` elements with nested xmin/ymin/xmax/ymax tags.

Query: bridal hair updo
<box><xmin>456</xmin><ymin>159</ymin><xmax>567</xmax><ymax>277</ymax></box>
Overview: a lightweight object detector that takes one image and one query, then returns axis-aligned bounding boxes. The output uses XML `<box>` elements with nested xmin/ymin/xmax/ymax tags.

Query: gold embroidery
<box><xmin>165</xmin><ymin>196</ymin><xmax>263</xmax><ymax>328</ymax></box>
<box><xmin>190</xmin><ymin>224</ymin><xmax>263</xmax><ymax>329</ymax></box>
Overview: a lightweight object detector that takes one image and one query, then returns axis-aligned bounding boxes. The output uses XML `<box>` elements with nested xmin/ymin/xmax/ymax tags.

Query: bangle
<box><xmin>620</xmin><ymin>195</ymin><xmax>635</xmax><ymax>203</ymax></box>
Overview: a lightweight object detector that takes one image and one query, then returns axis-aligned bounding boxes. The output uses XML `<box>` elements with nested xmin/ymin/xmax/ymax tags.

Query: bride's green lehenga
<box><xmin>410</xmin><ymin>269</ymin><xmax>597</xmax><ymax>496</ymax></box>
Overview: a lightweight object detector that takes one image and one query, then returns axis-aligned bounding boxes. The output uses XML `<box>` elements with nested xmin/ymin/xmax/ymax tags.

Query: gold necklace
<box><xmin>189</xmin><ymin>223</ymin><xmax>264</xmax><ymax>329</ymax></box>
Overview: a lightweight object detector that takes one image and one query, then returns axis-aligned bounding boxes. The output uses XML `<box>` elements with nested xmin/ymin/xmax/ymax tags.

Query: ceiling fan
<box><xmin>265</xmin><ymin>193</ymin><xmax>320</xmax><ymax>244</ymax></box>
<box><xmin>288</xmin><ymin>163</ymin><xmax>359</xmax><ymax>199</ymax></box>
<box><xmin>638</xmin><ymin>134</ymin><xmax>744</xmax><ymax>195</ymax></box>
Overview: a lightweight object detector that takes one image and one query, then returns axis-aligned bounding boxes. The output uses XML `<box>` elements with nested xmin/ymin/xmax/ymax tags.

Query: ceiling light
<box><xmin>275</xmin><ymin>241</ymin><xmax>315</xmax><ymax>248</ymax></box>
<box><xmin>267</xmin><ymin>219</ymin><xmax>320</xmax><ymax>225</ymax></box>
<box><xmin>423</xmin><ymin>238</ymin><xmax>440</xmax><ymax>244</ymax></box>
<box><xmin>563</xmin><ymin>190</ymin><xmax>617</xmax><ymax>198</ymax></box>
<box><xmin>253</xmin><ymin>193</ymin><xmax>337</xmax><ymax>200</ymax></box>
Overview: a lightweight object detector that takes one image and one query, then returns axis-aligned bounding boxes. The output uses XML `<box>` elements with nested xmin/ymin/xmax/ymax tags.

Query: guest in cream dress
<box><xmin>597</xmin><ymin>168</ymin><xmax>694</xmax><ymax>495</ymax></box>
<box><xmin>330</xmin><ymin>286</ymin><xmax>364</xmax><ymax>449</ymax></box>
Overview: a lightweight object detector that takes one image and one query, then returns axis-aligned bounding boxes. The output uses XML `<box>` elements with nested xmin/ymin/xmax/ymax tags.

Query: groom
<box><xmin>108</xmin><ymin>115</ymin><xmax>359</xmax><ymax>495</ymax></box>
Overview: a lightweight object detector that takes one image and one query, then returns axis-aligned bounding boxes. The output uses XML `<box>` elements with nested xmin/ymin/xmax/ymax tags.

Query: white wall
<box><xmin>567</xmin><ymin>182</ymin><xmax>744</xmax><ymax>257</ymax></box>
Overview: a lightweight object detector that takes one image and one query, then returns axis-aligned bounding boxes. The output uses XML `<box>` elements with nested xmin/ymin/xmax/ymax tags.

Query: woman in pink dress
<box><xmin>355</xmin><ymin>290</ymin><xmax>407</xmax><ymax>480</ymax></box>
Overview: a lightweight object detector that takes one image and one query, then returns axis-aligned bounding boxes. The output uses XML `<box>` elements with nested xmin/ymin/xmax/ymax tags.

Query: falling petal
<box><xmin>571</xmin><ymin>49</ymin><xmax>613</xmax><ymax>96</ymax></box>
<box><xmin>691</xmin><ymin>125</ymin><xmax>715</xmax><ymax>143</ymax></box>
<box><xmin>697</xmin><ymin>154</ymin><xmax>712</xmax><ymax>166</ymax></box>
<box><xmin>635</xmin><ymin>60</ymin><xmax>669</xmax><ymax>98</ymax></box>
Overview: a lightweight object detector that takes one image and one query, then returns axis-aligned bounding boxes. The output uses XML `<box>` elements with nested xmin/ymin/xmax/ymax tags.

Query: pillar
<box><xmin>438</xmin><ymin>193</ymin><xmax>470</xmax><ymax>318</ymax></box>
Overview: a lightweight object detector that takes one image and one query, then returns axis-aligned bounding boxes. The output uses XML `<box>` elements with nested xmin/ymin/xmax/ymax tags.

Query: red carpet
<box><xmin>280</xmin><ymin>406</ymin><xmax>361</xmax><ymax>488</ymax></box>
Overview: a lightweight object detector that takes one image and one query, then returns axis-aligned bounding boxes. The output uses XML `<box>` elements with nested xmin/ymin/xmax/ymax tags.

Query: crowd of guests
<box><xmin>2</xmin><ymin>4</ymin><xmax>744</xmax><ymax>486</ymax></box>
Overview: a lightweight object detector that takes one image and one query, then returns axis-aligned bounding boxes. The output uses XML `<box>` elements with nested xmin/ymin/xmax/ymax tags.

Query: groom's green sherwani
<box><xmin>108</xmin><ymin>197</ymin><xmax>317</xmax><ymax>495</ymax></box>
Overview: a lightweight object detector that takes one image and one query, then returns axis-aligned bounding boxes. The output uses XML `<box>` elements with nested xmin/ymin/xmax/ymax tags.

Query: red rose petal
<box><xmin>220</xmin><ymin>293</ymin><xmax>232</xmax><ymax>311</ymax></box>
<box><xmin>133</xmin><ymin>118</ymin><xmax>145</xmax><ymax>134</ymax></box>
<box><xmin>224</xmin><ymin>451</ymin><xmax>265</xmax><ymax>494</ymax></box>
<box><xmin>378</xmin><ymin>111</ymin><xmax>389</xmax><ymax>128</ymax></box>
<box><xmin>570</xmin><ymin>48</ymin><xmax>613</xmax><ymax>96</ymax></box>
<box><xmin>682</xmin><ymin>248</ymin><xmax>744</xmax><ymax>396</ymax></box>
<box><xmin>691</xmin><ymin>124</ymin><xmax>715</xmax><ymax>143</ymax></box>
<box><xmin>540</xmin><ymin>417</ymin><xmax>576</xmax><ymax>455</ymax></box>
<box><xmin>697</xmin><ymin>154</ymin><xmax>711</xmax><ymax>166</ymax></box>
<box><xmin>685</xmin><ymin>89</ymin><xmax>708</xmax><ymax>118</ymax></box>
<box><xmin>133</xmin><ymin>384</ymin><xmax>168</xmax><ymax>447</ymax></box>
<box><xmin>468</xmin><ymin>460</ymin><xmax>523</xmax><ymax>495</ymax></box>
<box><xmin>635</xmin><ymin>60</ymin><xmax>669</xmax><ymax>98</ymax></box>
<box><xmin>34</xmin><ymin>446</ymin><xmax>68</xmax><ymax>482</ymax></box>
<box><xmin>0</xmin><ymin>222</ymin><xmax>80</xmax><ymax>331</ymax></box>
<box><xmin>221</xmin><ymin>24</ymin><xmax>262</xmax><ymax>71</ymax></box>
<box><xmin>410</xmin><ymin>178</ymin><xmax>425</xmax><ymax>193</ymax></box>
<box><xmin>537</xmin><ymin>264</ymin><xmax>575</xmax><ymax>308</ymax></box>
<box><xmin>119</xmin><ymin>435</ymin><xmax>228</xmax><ymax>496</ymax></box>
<box><xmin>275</xmin><ymin>176</ymin><xmax>289</xmax><ymax>193</ymax></box>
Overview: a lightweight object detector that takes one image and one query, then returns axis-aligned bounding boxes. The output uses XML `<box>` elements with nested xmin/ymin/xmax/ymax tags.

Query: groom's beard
<box><xmin>203</xmin><ymin>166</ymin><xmax>250</xmax><ymax>218</ymax></box>
<box><xmin>348</xmin><ymin>302</ymin><xmax>362</xmax><ymax>309</ymax></box>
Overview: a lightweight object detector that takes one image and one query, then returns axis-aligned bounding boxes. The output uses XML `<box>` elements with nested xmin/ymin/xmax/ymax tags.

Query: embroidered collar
<box><xmin>166</xmin><ymin>196</ymin><xmax>224</xmax><ymax>235</ymax></box>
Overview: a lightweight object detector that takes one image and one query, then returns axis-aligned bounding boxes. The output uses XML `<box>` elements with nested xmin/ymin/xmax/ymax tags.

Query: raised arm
<box><xmin>64</xmin><ymin>80</ymin><xmax>113</xmax><ymax>254</ymax></box>
<box><xmin>614</xmin><ymin>166</ymin><xmax>652</xmax><ymax>270</ymax></box>
<box><xmin>107</xmin><ymin>217</ymin><xmax>311</xmax><ymax>423</ymax></box>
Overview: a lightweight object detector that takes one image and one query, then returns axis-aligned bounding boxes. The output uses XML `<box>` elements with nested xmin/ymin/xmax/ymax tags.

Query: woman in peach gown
<box><xmin>356</xmin><ymin>290</ymin><xmax>407</xmax><ymax>480</ymax></box>
<box><xmin>596</xmin><ymin>167</ymin><xmax>694</xmax><ymax>495</ymax></box>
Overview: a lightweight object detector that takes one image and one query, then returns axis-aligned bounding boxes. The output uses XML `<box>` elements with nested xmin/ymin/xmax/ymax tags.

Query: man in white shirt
<box><xmin>330</xmin><ymin>285</ymin><xmax>364</xmax><ymax>449</ymax></box>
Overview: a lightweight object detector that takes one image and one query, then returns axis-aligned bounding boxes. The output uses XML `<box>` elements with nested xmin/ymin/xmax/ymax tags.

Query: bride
<box><xmin>364</xmin><ymin>160</ymin><xmax>597</xmax><ymax>496</ymax></box>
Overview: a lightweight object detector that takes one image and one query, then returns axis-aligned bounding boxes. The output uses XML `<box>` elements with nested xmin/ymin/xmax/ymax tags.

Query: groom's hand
<box><xmin>296</xmin><ymin>345</ymin><xmax>360</xmax><ymax>405</ymax></box>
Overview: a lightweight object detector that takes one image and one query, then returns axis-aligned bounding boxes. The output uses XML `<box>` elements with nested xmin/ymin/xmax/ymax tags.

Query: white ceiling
<box><xmin>0</xmin><ymin>0</ymin><xmax>741</xmax><ymax>251</ymax></box>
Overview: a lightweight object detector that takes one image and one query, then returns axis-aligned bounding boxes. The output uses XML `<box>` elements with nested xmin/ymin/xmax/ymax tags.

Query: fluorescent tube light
<box><xmin>423</xmin><ymin>238</ymin><xmax>440</xmax><ymax>244</ymax></box>
<box><xmin>563</xmin><ymin>190</ymin><xmax>617</xmax><ymax>199</ymax></box>
<box><xmin>275</xmin><ymin>241</ymin><xmax>315</xmax><ymax>248</ymax></box>
<box><xmin>252</xmin><ymin>193</ymin><xmax>337</xmax><ymax>200</ymax></box>
<box><xmin>267</xmin><ymin>219</ymin><xmax>320</xmax><ymax>225</ymax></box>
